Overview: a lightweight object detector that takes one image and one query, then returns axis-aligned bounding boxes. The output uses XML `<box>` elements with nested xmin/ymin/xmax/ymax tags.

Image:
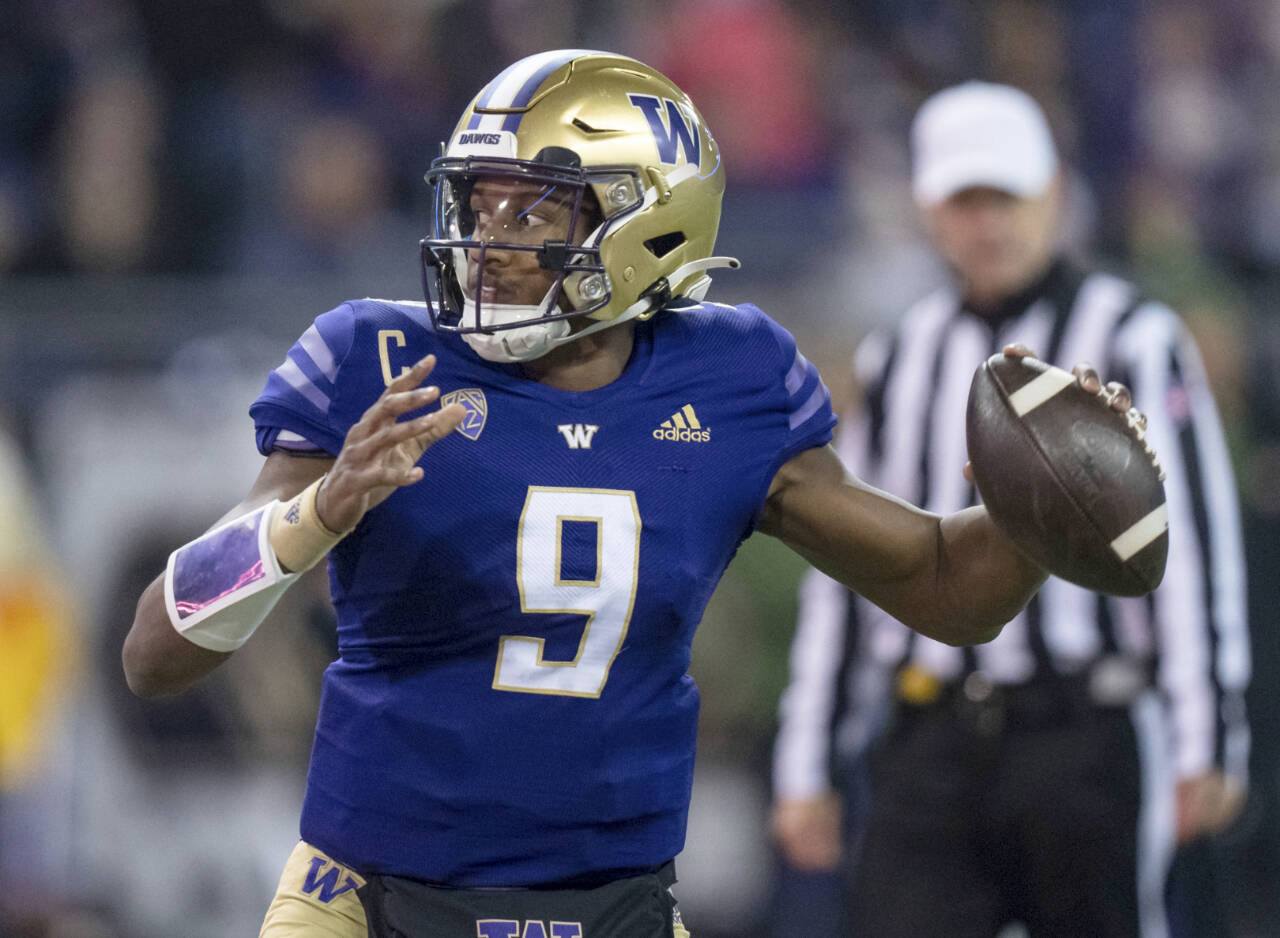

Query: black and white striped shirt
<box><xmin>774</xmin><ymin>260</ymin><xmax>1250</xmax><ymax>799</ymax></box>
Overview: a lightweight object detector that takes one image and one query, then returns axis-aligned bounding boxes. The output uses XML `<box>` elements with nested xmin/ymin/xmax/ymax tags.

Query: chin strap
<box><xmin>459</xmin><ymin>295</ymin><xmax>571</xmax><ymax>363</ymax></box>
<box><xmin>462</xmin><ymin>255</ymin><xmax>742</xmax><ymax>363</ymax></box>
<box><xmin>541</xmin><ymin>255</ymin><xmax>742</xmax><ymax>352</ymax></box>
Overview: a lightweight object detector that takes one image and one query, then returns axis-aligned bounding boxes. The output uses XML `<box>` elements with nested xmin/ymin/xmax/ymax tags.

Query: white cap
<box><xmin>911</xmin><ymin>81</ymin><xmax>1058</xmax><ymax>206</ymax></box>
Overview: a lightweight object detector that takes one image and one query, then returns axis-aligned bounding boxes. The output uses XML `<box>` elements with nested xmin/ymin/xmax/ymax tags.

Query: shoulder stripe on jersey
<box><xmin>276</xmin><ymin>356</ymin><xmax>331</xmax><ymax>412</ymax></box>
<box><xmin>299</xmin><ymin>324</ymin><xmax>339</xmax><ymax>382</ymax></box>
<box><xmin>784</xmin><ymin>350</ymin><xmax>810</xmax><ymax>396</ymax></box>
<box><xmin>789</xmin><ymin>382</ymin><xmax>830</xmax><ymax>431</ymax></box>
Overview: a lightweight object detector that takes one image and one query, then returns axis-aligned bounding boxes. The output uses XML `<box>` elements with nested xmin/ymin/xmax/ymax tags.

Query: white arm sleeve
<box><xmin>163</xmin><ymin>500</ymin><xmax>301</xmax><ymax>653</ymax></box>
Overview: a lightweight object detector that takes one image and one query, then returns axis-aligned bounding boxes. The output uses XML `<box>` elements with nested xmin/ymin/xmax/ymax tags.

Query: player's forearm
<box><xmin>933</xmin><ymin>506</ymin><xmax>1047</xmax><ymax>643</ymax></box>
<box><xmin>763</xmin><ymin>445</ymin><xmax>1038</xmax><ymax>644</ymax></box>
<box><xmin>121</xmin><ymin>454</ymin><xmax>345</xmax><ymax>698</ymax></box>
<box><xmin>123</xmin><ymin>575</ymin><xmax>232</xmax><ymax>697</ymax></box>
<box><xmin>762</xmin><ymin>442</ymin><xmax>1043</xmax><ymax>643</ymax></box>
<box><xmin>794</xmin><ymin>519</ymin><xmax>1039</xmax><ymax>647</ymax></box>
<box><xmin>777</xmin><ymin>505</ymin><xmax>1029</xmax><ymax>646</ymax></box>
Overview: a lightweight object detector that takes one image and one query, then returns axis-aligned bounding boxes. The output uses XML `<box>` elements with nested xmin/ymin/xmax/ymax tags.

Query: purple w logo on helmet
<box><xmin>628</xmin><ymin>94</ymin><xmax>701</xmax><ymax>166</ymax></box>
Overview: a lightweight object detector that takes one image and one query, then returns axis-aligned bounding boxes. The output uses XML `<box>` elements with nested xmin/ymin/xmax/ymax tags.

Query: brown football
<box><xmin>965</xmin><ymin>353</ymin><xmax>1168</xmax><ymax>596</ymax></box>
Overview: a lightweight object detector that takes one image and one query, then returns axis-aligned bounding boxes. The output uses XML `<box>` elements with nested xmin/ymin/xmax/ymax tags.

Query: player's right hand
<box><xmin>316</xmin><ymin>354</ymin><xmax>465</xmax><ymax>533</ymax></box>
<box><xmin>770</xmin><ymin>791</ymin><xmax>843</xmax><ymax>871</ymax></box>
<box><xmin>962</xmin><ymin>343</ymin><xmax>1146</xmax><ymax>484</ymax></box>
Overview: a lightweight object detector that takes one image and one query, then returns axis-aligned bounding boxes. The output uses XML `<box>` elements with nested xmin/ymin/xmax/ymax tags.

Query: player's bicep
<box><xmin>760</xmin><ymin>444</ymin><xmax>937</xmax><ymax>591</ymax></box>
<box><xmin>761</xmin><ymin>446</ymin><xmax>1029</xmax><ymax>646</ymax></box>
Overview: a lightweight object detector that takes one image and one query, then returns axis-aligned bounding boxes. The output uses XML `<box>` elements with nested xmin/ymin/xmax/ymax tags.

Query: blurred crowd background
<box><xmin>1</xmin><ymin>0</ymin><xmax>1279</xmax><ymax>935</ymax></box>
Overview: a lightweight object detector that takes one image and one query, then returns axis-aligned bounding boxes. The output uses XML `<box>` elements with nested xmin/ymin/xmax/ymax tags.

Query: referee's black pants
<box><xmin>851</xmin><ymin>679</ymin><xmax>1150</xmax><ymax>938</ymax></box>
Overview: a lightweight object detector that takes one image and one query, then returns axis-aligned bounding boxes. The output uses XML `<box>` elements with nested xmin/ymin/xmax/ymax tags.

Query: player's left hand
<box><xmin>963</xmin><ymin>344</ymin><xmax>1146</xmax><ymax>482</ymax></box>
<box><xmin>317</xmin><ymin>354</ymin><xmax>466</xmax><ymax>532</ymax></box>
<box><xmin>1177</xmin><ymin>771</ymin><xmax>1245</xmax><ymax>843</ymax></box>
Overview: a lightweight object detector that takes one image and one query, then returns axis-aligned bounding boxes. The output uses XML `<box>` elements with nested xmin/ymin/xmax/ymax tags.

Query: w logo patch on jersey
<box><xmin>628</xmin><ymin>94</ymin><xmax>700</xmax><ymax>166</ymax></box>
<box><xmin>442</xmin><ymin>388</ymin><xmax>488</xmax><ymax>441</ymax></box>
<box><xmin>557</xmin><ymin>424</ymin><xmax>599</xmax><ymax>449</ymax></box>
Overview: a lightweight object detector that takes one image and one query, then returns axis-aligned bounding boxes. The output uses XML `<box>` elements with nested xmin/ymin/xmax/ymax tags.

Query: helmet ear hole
<box><xmin>643</xmin><ymin>231</ymin><xmax>686</xmax><ymax>259</ymax></box>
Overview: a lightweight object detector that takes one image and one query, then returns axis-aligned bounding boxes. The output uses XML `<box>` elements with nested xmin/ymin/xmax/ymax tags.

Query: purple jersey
<box><xmin>250</xmin><ymin>297</ymin><xmax>835</xmax><ymax>886</ymax></box>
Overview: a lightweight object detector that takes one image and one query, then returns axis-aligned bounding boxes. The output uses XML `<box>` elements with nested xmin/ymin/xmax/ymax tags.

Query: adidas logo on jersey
<box><xmin>653</xmin><ymin>405</ymin><xmax>710</xmax><ymax>442</ymax></box>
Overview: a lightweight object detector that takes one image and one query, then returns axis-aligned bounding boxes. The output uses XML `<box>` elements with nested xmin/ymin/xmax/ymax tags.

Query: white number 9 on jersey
<box><xmin>493</xmin><ymin>487</ymin><xmax>641</xmax><ymax>697</ymax></box>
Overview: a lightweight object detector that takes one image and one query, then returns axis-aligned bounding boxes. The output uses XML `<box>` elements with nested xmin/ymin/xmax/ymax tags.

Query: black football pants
<box><xmin>851</xmin><ymin>690</ymin><xmax>1145</xmax><ymax>938</ymax></box>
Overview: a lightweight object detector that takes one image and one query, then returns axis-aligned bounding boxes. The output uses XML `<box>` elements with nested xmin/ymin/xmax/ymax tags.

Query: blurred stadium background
<box><xmin>1</xmin><ymin>0</ymin><xmax>1278</xmax><ymax>935</ymax></box>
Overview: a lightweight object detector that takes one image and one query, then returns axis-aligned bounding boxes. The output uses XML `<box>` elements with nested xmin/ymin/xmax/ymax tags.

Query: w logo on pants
<box><xmin>301</xmin><ymin>856</ymin><xmax>359</xmax><ymax>904</ymax></box>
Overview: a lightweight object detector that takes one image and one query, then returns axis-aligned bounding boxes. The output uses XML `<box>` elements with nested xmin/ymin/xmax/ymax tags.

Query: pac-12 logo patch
<box><xmin>442</xmin><ymin>388</ymin><xmax>488</xmax><ymax>441</ymax></box>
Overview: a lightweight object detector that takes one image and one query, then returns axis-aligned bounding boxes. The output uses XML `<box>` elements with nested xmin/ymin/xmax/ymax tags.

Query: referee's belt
<box><xmin>895</xmin><ymin>658</ymin><xmax>1150</xmax><ymax>732</ymax></box>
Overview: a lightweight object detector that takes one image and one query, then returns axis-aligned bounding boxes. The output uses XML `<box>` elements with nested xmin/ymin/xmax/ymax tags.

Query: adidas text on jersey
<box><xmin>654</xmin><ymin>405</ymin><xmax>710</xmax><ymax>442</ymax></box>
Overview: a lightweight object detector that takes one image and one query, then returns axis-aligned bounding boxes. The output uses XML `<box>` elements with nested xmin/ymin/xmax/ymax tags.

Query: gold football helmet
<box><xmin>420</xmin><ymin>49</ymin><xmax>738</xmax><ymax>362</ymax></box>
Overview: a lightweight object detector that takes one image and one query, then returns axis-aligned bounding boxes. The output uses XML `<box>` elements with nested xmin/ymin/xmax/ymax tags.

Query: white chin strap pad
<box><xmin>458</xmin><ymin>255</ymin><xmax>741</xmax><ymax>364</ymax></box>
<box><xmin>460</xmin><ymin>299</ymin><xmax>572</xmax><ymax>363</ymax></box>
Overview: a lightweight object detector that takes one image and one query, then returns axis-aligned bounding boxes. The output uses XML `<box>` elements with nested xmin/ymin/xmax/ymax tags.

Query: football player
<box><xmin>121</xmin><ymin>50</ymin><xmax>1132</xmax><ymax>938</ymax></box>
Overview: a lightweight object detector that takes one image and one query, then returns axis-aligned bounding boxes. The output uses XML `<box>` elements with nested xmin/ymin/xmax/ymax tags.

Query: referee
<box><xmin>771</xmin><ymin>82</ymin><xmax>1250</xmax><ymax>938</ymax></box>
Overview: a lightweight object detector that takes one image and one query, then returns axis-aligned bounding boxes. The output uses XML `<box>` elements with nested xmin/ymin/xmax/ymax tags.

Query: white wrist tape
<box><xmin>164</xmin><ymin>501</ymin><xmax>300</xmax><ymax>652</ymax></box>
<box><xmin>268</xmin><ymin>476</ymin><xmax>348</xmax><ymax>573</ymax></box>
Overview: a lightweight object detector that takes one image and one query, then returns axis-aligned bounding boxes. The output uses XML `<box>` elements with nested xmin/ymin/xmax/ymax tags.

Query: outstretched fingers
<box><xmin>346</xmin><ymin>355</ymin><xmax>443</xmax><ymax>444</ymax></box>
<box><xmin>1071</xmin><ymin>364</ymin><xmax>1139</xmax><ymax>418</ymax></box>
<box><xmin>389</xmin><ymin>353</ymin><xmax>440</xmax><ymax>394</ymax></box>
<box><xmin>317</xmin><ymin>355</ymin><xmax>467</xmax><ymax>531</ymax></box>
<box><xmin>1103</xmin><ymin>380</ymin><xmax>1132</xmax><ymax>413</ymax></box>
<box><xmin>1070</xmin><ymin>361</ymin><xmax>1103</xmax><ymax>395</ymax></box>
<box><xmin>1003</xmin><ymin>345</ymin><xmax>1142</xmax><ymax>422</ymax></box>
<box><xmin>419</xmin><ymin>401</ymin><xmax>467</xmax><ymax>444</ymax></box>
<box><xmin>369</xmin><ymin>402</ymin><xmax>468</xmax><ymax>478</ymax></box>
<box><xmin>1002</xmin><ymin>342</ymin><xmax>1039</xmax><ymax>361</ymax></box>
<box><xmin>409</xmin><ymin>403</ymin><xmax>466</xmax><ymax>475</ymax></box>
